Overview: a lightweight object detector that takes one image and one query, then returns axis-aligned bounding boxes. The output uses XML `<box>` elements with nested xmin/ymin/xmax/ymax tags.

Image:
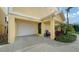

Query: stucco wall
<box><xmin>0</xmin><ymin>8</ymin><xmax>5</xmax><ymax>25</ymax></box>
<box><xmin>0</xmin><ymin>7</ymin><xmax>6</xmax><ymax>34</ymax></box>
<box><xmin>1</xmin><ymin>7</ymin><xmax>8</xmax><ymax>15</ymax></box>
<box><xmin>44</xmin><ymin>22</ymin><xmax>50</xmax><ymax>33</ymax></box>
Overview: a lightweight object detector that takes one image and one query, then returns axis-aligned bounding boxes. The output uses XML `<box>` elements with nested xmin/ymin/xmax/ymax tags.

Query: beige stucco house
<box><xmin>0</xmin><ymin>7</ymin><xmax>8</xmax><ymax>35</ymax></box>
<box><xmin>0</xmin><ymin>7</ymin><xmax>8</xmax><ymax>42</ymax></box>
<box><xmin>8</xmin><ymin>7</ymin><xmax>65</xmax><ymax>43</ymax></box>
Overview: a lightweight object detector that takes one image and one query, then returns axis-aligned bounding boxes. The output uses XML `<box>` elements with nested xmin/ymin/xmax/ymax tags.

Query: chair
<box><xmin>44</xmin><ymin>30</ymin><xmax>50</xmax><ymax>37</ymax></box>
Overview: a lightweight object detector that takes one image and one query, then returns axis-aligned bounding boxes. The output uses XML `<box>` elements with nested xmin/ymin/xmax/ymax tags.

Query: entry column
<box><xmin>8</xmin><ymin>15</ymin><xmax>16</xmax><ymax>43</ymax></box>
<box><xmin>41</xmin><ymin>22</ymin><xmax>45</xmax><ymax>37</ymax></box>
<box><xmin>50</xmin><ymin>19</ymin><xmax>55</xmax><ymax>39</ymax></box>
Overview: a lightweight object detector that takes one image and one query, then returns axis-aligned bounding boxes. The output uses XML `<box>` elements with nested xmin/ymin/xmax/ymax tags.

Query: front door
<box><xmin>38</xmin><ymin>23</ymin><xmax>41</xmax><ymax>34</ymax></box>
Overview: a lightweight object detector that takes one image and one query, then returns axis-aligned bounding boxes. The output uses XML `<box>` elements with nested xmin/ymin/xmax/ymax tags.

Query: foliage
<box><xmin>55</xmin><ymin>23</ymin><xmax>76</xmax><ymax>43</ymax></box>
<box><xmin>55</xmin><ymin>24</ymin><xmax>75</xmax><ymax>34</ymax></box>
<box><xmin>55</xmin><ymin>34</ymin><xmax>76</xmax><ymax>43</ymax></box>
<box><xmin>67</xmin><ymin>24</ymin><xmax>75</xmax><ymax>34</ymax></box>
<box><xmin>73</xmin><ymin>24</ymin><xmax>79</xmax><ymax>33</ymax></box>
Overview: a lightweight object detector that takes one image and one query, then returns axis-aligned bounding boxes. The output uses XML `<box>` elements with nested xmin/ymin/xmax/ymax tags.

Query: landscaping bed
<box><xmin>55</xmin><ymin>34</ymin><xmax>77</xmax><ymax>43</ymax></box>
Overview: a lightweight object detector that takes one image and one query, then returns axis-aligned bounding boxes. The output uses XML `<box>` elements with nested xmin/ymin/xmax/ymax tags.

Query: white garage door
<box><xmin>16</xmin><ymin>21</ymin><xmax>37</xmax><ymax>36</ymax></box>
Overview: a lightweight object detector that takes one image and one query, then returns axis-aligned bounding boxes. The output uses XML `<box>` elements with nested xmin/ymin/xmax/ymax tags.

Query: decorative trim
<box><xmin>9</xmin><ymin>11</ymin><xmax>41</xmax><ymax>20</ymax></box>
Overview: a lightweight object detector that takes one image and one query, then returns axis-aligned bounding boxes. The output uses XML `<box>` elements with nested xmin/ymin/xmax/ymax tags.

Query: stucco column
<box><xmin>50</xmin><ymin>19</ymin><xmax>55</xmax><ymax>39</ymax></box>
<box><xmin>8</xmin><ymin>15</ymin><xmax>16</xmax><ymax>43</ymax></box>
<box><xmin>41</xmin><ymin>22</ymin><xmax>45</xmax><ymax>37</ymax></box>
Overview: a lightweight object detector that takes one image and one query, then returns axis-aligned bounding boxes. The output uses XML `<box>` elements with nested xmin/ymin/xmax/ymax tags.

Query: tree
<box><xmin>66</xmin><ymin>7</ymin><xmax>72</xmax><ymax>24</ymax></box>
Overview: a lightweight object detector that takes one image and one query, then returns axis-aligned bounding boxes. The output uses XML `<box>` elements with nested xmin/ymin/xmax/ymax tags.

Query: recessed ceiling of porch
<box><xmin>12</xmin><ymin>7</ymin><xmax>58</xmax><ymax>20</ymax></box>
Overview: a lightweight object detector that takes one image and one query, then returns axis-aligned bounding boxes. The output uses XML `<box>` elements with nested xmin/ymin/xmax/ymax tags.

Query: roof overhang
<box><xmin>8</xmin><ymin>7</ymin><xmax>59</xmax><ymax>20</ymax></box>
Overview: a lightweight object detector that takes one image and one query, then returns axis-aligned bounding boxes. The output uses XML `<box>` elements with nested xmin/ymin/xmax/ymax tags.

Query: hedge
<box><xmin>55</xmin><ymin>34</ymin><xmax>77</xmax><ymax>43</ymax></box>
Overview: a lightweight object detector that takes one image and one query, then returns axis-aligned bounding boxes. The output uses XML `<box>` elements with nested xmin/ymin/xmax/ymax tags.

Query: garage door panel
<box><xmin>16</xmin><ymin>21</ymin><xmax>37</xmax><ymax>36</ymax></box>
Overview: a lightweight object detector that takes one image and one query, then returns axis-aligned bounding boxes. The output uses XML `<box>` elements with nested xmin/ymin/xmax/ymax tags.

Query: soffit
<box><xmin>12</xmin><ymin>7</ymin><xmax>58</xmax><ymax>20</ymax></box>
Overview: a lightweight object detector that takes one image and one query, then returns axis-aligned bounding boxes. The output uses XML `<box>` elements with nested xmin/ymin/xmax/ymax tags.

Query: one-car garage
<box><xmin>15</xmin><ymin>19</ymin><xmax>38</xmax><ymax>36</ymax></box>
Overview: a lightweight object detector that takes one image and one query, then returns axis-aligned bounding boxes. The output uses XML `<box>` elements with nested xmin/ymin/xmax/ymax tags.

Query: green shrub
<box><xmin>67</xmin><ymin>25</ymin><xmax>75</xmax><ymax>34</ymax></box>
<box><xmin>55</xmin><ymin>24</ymin><xmax>77</xmax><ymax>43</ymax></box>
<box><xmin>55</xmin><ymin>24</ymin><xmax>75</xmax><ymax>35</ymax></box>
<box><xmin>55</xmin><ymin>34</ymin><xmax>77</xmax><ymax>43</ymax></box>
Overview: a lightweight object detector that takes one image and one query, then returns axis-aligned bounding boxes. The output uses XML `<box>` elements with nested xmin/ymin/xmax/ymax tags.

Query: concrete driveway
<box><xmin>0</xmin><ymin>35</ymin><xmax>79</xmax><ymax>52</ymax></box>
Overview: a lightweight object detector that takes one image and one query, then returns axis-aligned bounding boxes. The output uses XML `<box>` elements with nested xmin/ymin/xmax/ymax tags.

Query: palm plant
<box><xmin>66</xmin><ymin>7</ymin><xmax>72</xmax><ymax>24</ymax></box>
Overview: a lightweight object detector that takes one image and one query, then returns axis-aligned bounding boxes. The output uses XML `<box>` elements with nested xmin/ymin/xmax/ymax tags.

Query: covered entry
<box><xmin>41</xmin><ymin>19</ymin><xmax>55</xmax><ymax>40</ymax></box>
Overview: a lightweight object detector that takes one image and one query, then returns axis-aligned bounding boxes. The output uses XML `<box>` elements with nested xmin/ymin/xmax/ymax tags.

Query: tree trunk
<box><xmin>67</xmin><ymin>11</ymin><xmax>69</xmax><ymax>24</ymax></box>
